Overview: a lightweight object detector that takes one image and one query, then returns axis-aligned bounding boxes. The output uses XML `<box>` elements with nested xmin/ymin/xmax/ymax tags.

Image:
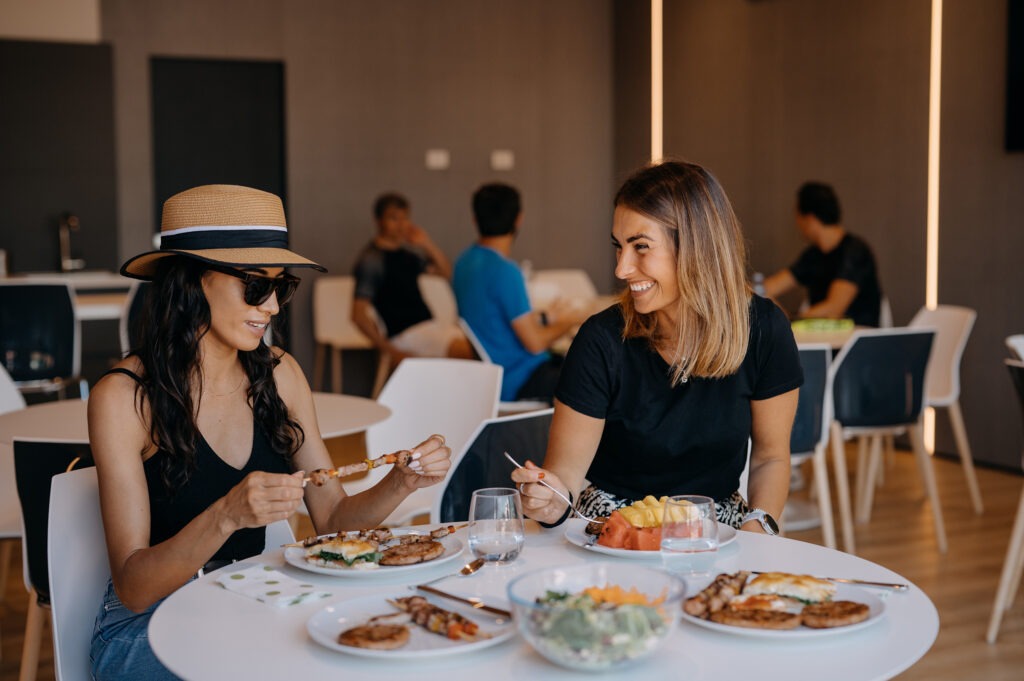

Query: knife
<box><xmin>749</xmin><ymin>571</ymin><xmax>909</xmax><ymax>591</ymax></box>
<box><xmin>415</xmin><ymin>584</ymin><xmax>513</xmax><ymax>618</ymax></box>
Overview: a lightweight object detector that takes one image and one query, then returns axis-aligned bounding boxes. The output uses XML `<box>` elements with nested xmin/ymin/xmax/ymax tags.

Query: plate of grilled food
<box><xmin>680</xmin><ymin>571</ymin><xmax>886</xmax><ymax>638</ymax></box>
<box><xmin>307</xmin><ymin>593</ymin><xmax>515</xmax><ymax>658</ymax></box>
<box><xmin>284</xmin><ymin>525</ymin><xmax>464</xmax><ymax>577</ymax></box>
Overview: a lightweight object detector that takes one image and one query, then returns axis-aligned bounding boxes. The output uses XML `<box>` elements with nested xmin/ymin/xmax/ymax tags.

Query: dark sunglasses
<box><xmin>206</xmin><ymin>264</ymin><xmax>301</xmax><ymax>306</ymax></box>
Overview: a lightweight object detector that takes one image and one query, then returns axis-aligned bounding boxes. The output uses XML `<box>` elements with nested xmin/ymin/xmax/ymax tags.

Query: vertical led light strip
<box><xmin>651</xmin><ymin>0</ymin><xmax>664</xmax><ymax>161</ymax></box>
<box><xmin>924</xmin><ymin>0</ymin><xmax>943</xmax><ymax>453</ymax></box>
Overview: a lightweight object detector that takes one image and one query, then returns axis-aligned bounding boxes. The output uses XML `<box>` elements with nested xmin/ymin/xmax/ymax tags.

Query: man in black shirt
<box><xmin>351</xmin><ymin>193</ymin><xmax>471</xmax><ymax>365</ymax></box>
<box><xmin>764</xmin><ymin>182</ymin><xmax>883</xmax><ymax>327</ymax></box>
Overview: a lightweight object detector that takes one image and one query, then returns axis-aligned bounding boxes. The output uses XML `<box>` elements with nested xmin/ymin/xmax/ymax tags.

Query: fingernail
<box><xmin>411</xmin><ymin>451</ymin><xmax>422</xmax><ymax>460</ymax></box>
<box><xmin>415</xmin><ymin>469</ymin><xmax>425</xmax><ymax>475</ymax></box>
<box><xmin>538</xmin><ymin>472</ymin><xmax>545</xmax><ymax>479</ymax></box>
<box><xmin>409</xmin><ymin>461</ymin><xmax>422</xmax><ymax>471</ymax></box>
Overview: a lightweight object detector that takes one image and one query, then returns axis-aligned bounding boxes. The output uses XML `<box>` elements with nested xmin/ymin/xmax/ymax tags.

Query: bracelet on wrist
<box><xmin>538</xmin><ymin>491</ymin><xmax>574</xmax><ymax>528</ymax></box>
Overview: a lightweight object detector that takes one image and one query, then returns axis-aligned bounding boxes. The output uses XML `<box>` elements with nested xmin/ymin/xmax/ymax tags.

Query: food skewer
<box><xmin>303</xmin><ymin>450</ymin><xmax>412</xmax><ymax>487</ymax></box>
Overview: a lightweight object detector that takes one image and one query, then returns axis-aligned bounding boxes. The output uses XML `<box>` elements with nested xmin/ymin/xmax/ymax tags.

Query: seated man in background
<box><xmin>763</xmin><ymin>181</ymin><xmax>883</xmax><ymax>327</ymax></box>
<box><xmin>352</xmin><ymin>192</ymin><xmax>471</xmax><ymax>365</ymax></box>
<box><xmin>453</xmin><ymin>183</ymin><xmax>589</xmax><ymax>403</ymax></box>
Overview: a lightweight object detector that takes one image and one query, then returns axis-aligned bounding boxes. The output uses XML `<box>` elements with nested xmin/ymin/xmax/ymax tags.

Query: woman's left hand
<box><xmin>393</xmin><ymin>434</ymin><xmax>451</xmax><ymax>491</ymax></box>
<box><xmin>740</xmin><ymin>520</ymin><xmax>767</xmax><ymax>534</ymax></box>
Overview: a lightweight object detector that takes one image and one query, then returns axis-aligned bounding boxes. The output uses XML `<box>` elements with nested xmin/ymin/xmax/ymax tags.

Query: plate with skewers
<box><xmin>284</xmin><ymin>525</ymin><xmax>465</xmax><ymax>578</ymax></box>
<box><xmin>307</xmin><ymin>593</ymin><xmax>515</xmax><ymax>658</ymax></box>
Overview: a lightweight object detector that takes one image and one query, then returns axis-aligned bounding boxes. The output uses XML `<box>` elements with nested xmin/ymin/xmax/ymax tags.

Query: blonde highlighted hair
<box><xmin>615</xmin><ymin>161</ymin><xmax>750</xmax><ymax>385</ymax></box>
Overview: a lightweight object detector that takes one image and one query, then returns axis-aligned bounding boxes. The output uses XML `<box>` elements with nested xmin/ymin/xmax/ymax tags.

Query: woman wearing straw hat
<box><xmin>88</xmin><ymin>185</ymin><xmax>452</xmax><ymax>679</ymax></box>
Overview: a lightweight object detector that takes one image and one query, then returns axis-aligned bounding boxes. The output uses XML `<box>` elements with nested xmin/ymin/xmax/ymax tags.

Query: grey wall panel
<box><xmin>102</xmin><ymin>0</ymin><xmax>614</xmax><ymax>378</ymax></box>
<box><xmin>936</xmin><ymin>0</ymin><xmax>1024</xmax><ymax>469</ymax></box>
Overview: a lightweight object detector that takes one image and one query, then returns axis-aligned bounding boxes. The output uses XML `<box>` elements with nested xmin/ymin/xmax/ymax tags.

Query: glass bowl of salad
<box><xmin>506</xmin><ymin>562</ymin><xmax>684</xmax><ymax>671</ymax></box>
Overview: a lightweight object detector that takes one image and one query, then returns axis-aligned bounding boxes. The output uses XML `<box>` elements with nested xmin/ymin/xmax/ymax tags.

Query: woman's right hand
<box><xmin>510</xmin><ymin>460</ymin><xmax>572</xmax><ymax>525</ymax></box>
<box><xmin>217</xmin><ymin>471</ymin><xmax>305</xmax><ymax>532</ymax></box>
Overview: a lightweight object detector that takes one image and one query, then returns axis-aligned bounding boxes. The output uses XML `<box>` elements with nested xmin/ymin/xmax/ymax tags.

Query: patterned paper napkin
<box><xmin>216</xmin><ymin>564</ymin><xmax>333</xmax><ymax>608</ymax></box>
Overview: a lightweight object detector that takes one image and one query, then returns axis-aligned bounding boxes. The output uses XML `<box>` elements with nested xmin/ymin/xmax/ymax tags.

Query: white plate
<box><xmin>284</xmin><ymin>535</ymin><xmax>463</xmax><ymax>578</ymax></box>
<box><xmin>680</xmin><ymin>582</ymin><xmax>887</xmax><ymax>638</ymax></box>
<box><xmin>307</xmin><ymin>593</ymin><xmax>516</xmax><ymax>658</ymax></box>
<box><xmin>563</xmin><ymin>518</ymin><xmax>737</xmax><ymax>558</ymax></box>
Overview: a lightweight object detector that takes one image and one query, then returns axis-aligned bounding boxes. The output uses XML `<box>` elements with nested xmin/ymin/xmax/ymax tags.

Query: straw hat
<box><xmin>120</xmin><ymin>184</ymin><xmax>326</xmax><ymax>279</ymax></box>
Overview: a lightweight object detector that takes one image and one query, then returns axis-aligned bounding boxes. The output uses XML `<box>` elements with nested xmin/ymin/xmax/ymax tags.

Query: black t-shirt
<box><xmin>788</xmin><ymin>233</ymin><xmax>882</xmax><ymax>327</ymax></box>
<box><xmin>554</xmin><ymin>296</ymin><xmax>803</xmax><ymax>501</ymax></box>
<box><xmin>353</xmin><ymin>243</ymin><xmax>432</xmax><ymax>337</ymax></box>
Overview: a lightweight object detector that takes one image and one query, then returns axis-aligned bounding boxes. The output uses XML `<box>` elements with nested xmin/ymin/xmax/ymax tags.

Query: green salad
<box><xmin>528</xmin><ymin>589</ymin><xmax>668</xmax><ymax>668</ymax></box>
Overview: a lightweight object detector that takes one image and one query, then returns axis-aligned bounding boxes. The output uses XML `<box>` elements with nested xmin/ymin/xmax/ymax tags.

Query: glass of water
<box><xmin>660</xmin><ymin>495</ymin><xmax>719</xmax><ymax>576</ymax></box>
<box><xmin>468</xmin><ymin>487</ymin><xmax>525</xmax><ymax>564</ymax></box>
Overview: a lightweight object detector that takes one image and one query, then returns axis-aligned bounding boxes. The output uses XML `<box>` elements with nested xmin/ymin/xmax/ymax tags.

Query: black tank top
<box><xmin>104</xmin><ymin>368</ymin><xmax>290</xmax><ymax>561</ymax></box>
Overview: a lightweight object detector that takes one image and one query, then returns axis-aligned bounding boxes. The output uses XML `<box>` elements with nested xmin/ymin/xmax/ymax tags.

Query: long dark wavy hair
<box><xmin>130</xmin><ymin>256</ymin><xmax>305</xmax><ymax>491</ymax></box>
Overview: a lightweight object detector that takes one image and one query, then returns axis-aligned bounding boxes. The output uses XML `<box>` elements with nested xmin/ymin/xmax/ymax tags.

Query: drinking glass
<box><xmin>660</xmin><ymin>495</ymin><xmax>719</xmax><ymax>576</ymax></box>
<box><xmin>468</xmin><ymin>487</ymin><xmax>525</xmax><ymax>564</ymax></box>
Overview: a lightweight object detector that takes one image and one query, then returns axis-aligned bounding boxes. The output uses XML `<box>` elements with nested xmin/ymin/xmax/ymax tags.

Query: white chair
<box><xmin>312</xmin><ymin>276</ymin><xmax>389</xmax><ymax>397</ymax></box>
<box><xmin>48</xmin><ymin>468</ymin><xmax>107</xmax><ymax>681</ymax></box>
<box><xmin>987</xmin><ymin>359</ymin><xmax>1024</xmax><ymax>643</ymax></box>
<box><xmin>879</xmin><ymin>295</ymin><xmax>894</xmax><ymax>328</ymax></box>
<box><xmin>457</xmin><ymin>318</ymin><xmax>549</xmax><ymax>414</ymax></box>
<box><xmin>418</xmin><ymin>274</ymin><xmax>458</xmax><ymax>326</ymax></box>
<box><xmin>828</xmin><ymin>328</ymin><xmax>943</xmax><ymax>554</ymax></box>
<box><xmin>909</xmin><ymin>305</ymin><xmax>983</xmax><ymax>514</ymax></box>
<box><xmin>1007</xmin><ymin>334</ymin><xmax>1024</xmax><ymax>360</ymax></box>
<box><xmin>527</xmin><ymin>268</ymin><xmax>599</xmax><ymax>309</ymax></box>
<box><xmin>431</xmin><ymin>408</ymin><xmax>554</xmax><ymax>523</ymax></box>
<box><xmin>0</xmin><ymin>366</ymin><xmax>26</xmax><ymax>615</ymax></box>
<box><xmin>782</xmin><ymin>344</ymin><xmax>838</xmax><ymax>549</ymax></box>
<box><xmin>47</xmin><ymin>467</ymin><xmax>295</xmax><ymax>680</ymax></box>
<box><xmin>342</xmin><ymin>358</ymin><xmax>501</xmax><ymax>525</ymax></box>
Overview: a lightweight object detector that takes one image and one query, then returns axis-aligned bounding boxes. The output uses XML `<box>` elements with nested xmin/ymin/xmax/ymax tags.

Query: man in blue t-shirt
<box><xmin>452</xmin><ymin>184</ymin><xmax>588</xmax><ymax>402</ymax></box>
<box><xmin>764</xmin><ymin>182</ymin><xmax>883</xmax><ymax>327</ymax></box>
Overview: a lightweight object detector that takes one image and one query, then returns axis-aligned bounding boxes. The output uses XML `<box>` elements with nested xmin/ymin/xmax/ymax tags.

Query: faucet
<box><xmin>59</xmin><ymin>212</ymin><xmax>86</xmax><ymax>272</ymax></box>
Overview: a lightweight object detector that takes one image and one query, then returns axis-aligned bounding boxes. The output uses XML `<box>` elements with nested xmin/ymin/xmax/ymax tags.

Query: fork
<box><xmin>503</xmin><ymin>451</ymin><xmax>605</xmax><ymax>524</ymax></box>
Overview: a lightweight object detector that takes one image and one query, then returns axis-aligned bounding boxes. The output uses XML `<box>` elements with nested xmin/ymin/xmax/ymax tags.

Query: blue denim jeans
<box><xmin>89</xmin><ymin>578</ymin><xmax>181</xmax><ymax>681</ymax></box>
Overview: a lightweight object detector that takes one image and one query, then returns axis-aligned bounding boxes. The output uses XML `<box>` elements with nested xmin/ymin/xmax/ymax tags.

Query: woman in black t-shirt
<box><xmin>511</xmin><ymin>162</ymin><xmax>802</xmax><ymax>532</ymax></box>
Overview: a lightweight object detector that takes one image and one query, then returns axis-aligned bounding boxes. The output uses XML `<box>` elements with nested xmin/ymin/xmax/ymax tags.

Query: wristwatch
<box><xmin>742</xmin><ymin>508</ymin><xmax>780</xmax><ymax>535</ymax></box>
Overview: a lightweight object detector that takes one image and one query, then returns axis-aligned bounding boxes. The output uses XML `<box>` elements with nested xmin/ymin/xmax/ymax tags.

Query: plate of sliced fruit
<box><xmin>563</xmin><ymin>495</ymin><xmax>737</xmax><ymax>558</ymax></box>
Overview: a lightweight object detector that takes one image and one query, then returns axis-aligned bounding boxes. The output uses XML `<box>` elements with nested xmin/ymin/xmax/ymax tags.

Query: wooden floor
<box><xmin>2</xmin><ymin>440</ymin><xmax>1023</xmax><ymax>680</ymax></box>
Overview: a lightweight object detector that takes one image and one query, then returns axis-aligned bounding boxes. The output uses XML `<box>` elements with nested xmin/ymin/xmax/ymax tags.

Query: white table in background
<box><xmin>149</xmin><ymin>522</ymin><xmax>938</xmax><ymax>681</ymax></box>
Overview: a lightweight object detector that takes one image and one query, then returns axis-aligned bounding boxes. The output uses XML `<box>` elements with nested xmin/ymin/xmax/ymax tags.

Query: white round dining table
<box><xmin>148</xmin><ymin>522</ymin><xmax>938</xmax><ymax>681</ymax></box>
<box><xmin>0</xmin><ymin>391</ymin><xmax>390</xmax><ymax>445</ymax></box>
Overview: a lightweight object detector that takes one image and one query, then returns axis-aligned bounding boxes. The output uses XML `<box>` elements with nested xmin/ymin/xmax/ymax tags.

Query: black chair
<box><xmin>782</xmin><ymin>344</ymin><xmax>836</xmax><ymax>548</ymax></box>
<box><xmin>987</xmin><ymin>359</ymin><xmax>1024</xmax><ymax>642</ymax></box>
<box><xmin>14</xmin><ymin>440</ymin><xmax>94</xmax><ymax>681</ymax></box>
<box><xmin>433</xmin><ymin>408</ymin><xmax>554</xmax><ymax>523</ymax></box>
<box><xmin>828</xmin><ymin>327</ymin><xmax>940</xmax><ymax>554</ymax></box>
<box><xmin>0</xmin><ymin>280</ymin><xmax>87</xmax><ymax>399</ymax></box>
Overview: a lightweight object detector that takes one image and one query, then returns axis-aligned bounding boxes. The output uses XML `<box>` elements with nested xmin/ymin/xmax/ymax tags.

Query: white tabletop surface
<box><xmin>149</xmin><ymin>522</ymin><xmax>938</xmax><ymax>681</ymax></box>
<box><xmin>0</xmin><ymin>392</ymin><xmax>390</xmax><ymax>445</ymax></box>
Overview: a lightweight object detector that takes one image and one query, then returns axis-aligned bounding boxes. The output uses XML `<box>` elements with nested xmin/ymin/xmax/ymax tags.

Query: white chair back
<box><xmin>350</xmin><ymin>358</ymin><xmax>501</xmax><ymax>525</ymax></box>
<box><xmin>48</xmin><ymin>468</ymin><xmax>109</xmax><ymax>681</ymax></box>
<box><xmin>0</xmin><ymin>365</ymin><xmax>26</xmax><ymax>538</ymax></box>
<box><xmin>418</xmin><ymin>274</ymin><xmax>458</xmax><ymax>326</ymax></box>
<box><xmin>909</xmin><ymin>305</ymin><xmax>976</xmax><ymax>407</ymax></box>
<box><xmin>313</xmin><ymin>276</ymin><xmax>373</xmax><ymax>350</ymax></box>
<box><xmin>1006</xmin><ymin>334</ymin><xmax>1024</xmax><ymax>360</ymax></box>
<box><xmin>527</xmin><ymin>269</ymin><xmax>598</xmax><ymax>308</ymax></box>
<box><xmin>0</xmin><ymin>364</ymin><xmax>27</xmax><ymax>413</ymax></box>
<box><xmin>458</xmin><ymin>317</ymin><xmax>492</xmax><ymax>362</ymax></box>
<box><xmin>879</xmin><ymin>295</ymin><xmax>894</xmax><ymax>328</ymax></box>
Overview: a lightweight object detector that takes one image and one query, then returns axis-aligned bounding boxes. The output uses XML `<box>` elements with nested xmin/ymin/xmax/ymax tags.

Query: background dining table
<box><xmin>148</xmin><ymin>521</ymin><xmax>938</xmax><ymax>681</ymax></box>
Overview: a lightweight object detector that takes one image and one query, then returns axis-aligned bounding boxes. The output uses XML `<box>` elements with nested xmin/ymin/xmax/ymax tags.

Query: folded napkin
<box><xmin>216</xmin><ymin>564</ymin><xmax>332</xmax><ymax>608</ymax></box>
